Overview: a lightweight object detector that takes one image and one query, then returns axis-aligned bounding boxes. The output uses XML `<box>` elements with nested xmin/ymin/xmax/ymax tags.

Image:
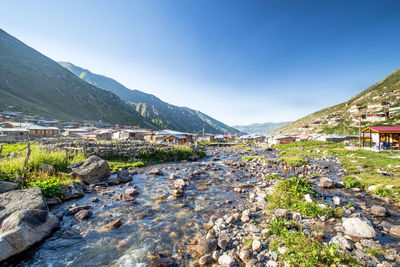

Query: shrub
<box><xmin>28</xmin><ymin>176</ymin><xmax>61</xmax><ymax>197</ymax></box>
<box><xmin>372</xmin><ymin>187</ymin><xmax>394</xmax><ymax>198</ymax></box>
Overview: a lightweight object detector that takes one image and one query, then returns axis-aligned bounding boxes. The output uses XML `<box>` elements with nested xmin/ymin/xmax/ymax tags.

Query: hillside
<box><xmin>0</xmin><ymin>29</ymin><xmax>155</xmax><ymax>127</ymax></box>
<box><xmin>275</xmin><ymin>68</ymin><xmax>400</xmax><ymax>135</ymax></box>
<box><xmin>59</xmin><ymin>62</ymin><xmax>240</xmax><ymax>134</ymax></box>
<box><xmin>233</xmin><ymin>122</ymin><xmax>290</xmax><ymax>134</ymax></box>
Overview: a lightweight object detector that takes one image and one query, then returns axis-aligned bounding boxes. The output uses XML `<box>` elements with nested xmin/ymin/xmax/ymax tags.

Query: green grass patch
<box><xmin>265</xmin><ymin>173</ymin><xmax>282</xmax><ymax>180</ymax></box>
<box><xmin>108</xmin><ymin>160</ymin><xmax>145</xmax><ymax>171</ymax></box>
<box><xmin>363</xmin><ymin>247</ymin><xmax>383</xmax><ymax>258</ymax></box>
<box><xmin>343</xmin><ymin>176</ymin><xmax>363</xmax><ymax>189</ymax></box>
<box><xmin>279</xmin><ymin>155</ymin><xmax>308</xmax><ymax>166</ymax></box>
<box><xmin>27</xmin><ymin>175</ymin><xmax>61</xmax><ymax>197</ymax></box>
<box><xmin>245</xmin><ymin>148</ymin><xmax>253</xmax><ymax>152</ymax></box>
<box><xmin>241</xmin><ymin>156</ymin><xmax>265</xmax><ymax>161</ymax></box>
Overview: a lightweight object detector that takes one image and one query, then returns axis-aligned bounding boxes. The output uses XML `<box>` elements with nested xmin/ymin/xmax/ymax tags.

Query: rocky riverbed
<box><xmin>1</xmin><ymin>146</ymin><xmax>400</xmax><ymax>266</ymax></box>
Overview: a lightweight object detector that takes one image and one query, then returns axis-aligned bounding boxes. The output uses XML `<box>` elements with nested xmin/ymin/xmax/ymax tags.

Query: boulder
<box><xmin>218</xmin><ymin>255</ymin><xmax>235</xmax><ymax>266</ymax></box>
<box><xmin>319</xmin><ymin>177</ymin><xmax>334</xmax><ymax>188</ymax></box>
<box><xmin>117</xmin><ymin>169</ymin><xmax>132</xmax><ymax>183</ymax></box>
<box><xmin>68</xmin><ymin>155</ymin><xmax>110</xmax><ymax>184</ymax></box>
<box><xmin>0</xmin><ymin>181</ymin><xmax>18</xmax><ymax>194</ymax></box>
<box><xmin>149</xmin><ymin>168</ymin><xmax>163</xmax><ymax>176</ymax></box>
<box><xmin>389</xmin><ymin>225</ymin><xmax>400</xmax><ymax>238</ymax></box>
<box><xmin>188</xmin><ymin>154</ymin><xmax>199</xmax><ymax>161</ymax></box>
<box><xmin>98</xmin><ymin>219</ymin><xmax>123</xmax><ymax>233</ymax></box>
<box><xmin>342</xmin><ymin>218</ymin><xmax>377</xmax><ymax>239</ymax></box>
<box><xmin>329</xmin><ymin>234</ymin><xmax>353</xmax><ymax>250</ymax></box>
<box><xmin>370</xmin><ymin>205</ymin><xmax>389</xmax><ymax>217</ymax></box>
<box><xmin>74</xmin><ymin>209</ymin><xmax>92</xmax><ymax>221</ymax></box>
<box><xmin>173</xmin><ymin>179</ymin><xmax>186</xmax><ymax>190</ymax></box>
<box><xmin>125</xmin><ymin>188</ymin><xmax>140</xmax><ymax>197</ymax></box>
<box><xmin>274</xmin><ymin>208</ymin><xmax>288</xmax><ymax>219</ymax></box>
<box><xmin>199</xmin><ymin>254</ymin><xmax>213</xmax><ymax>265</ymax></box>
<box><xmin>218</xmin><ymin>232</ymin><xmax>231</xmax><ymax>250</ymax></box>
<box><xmin>0</xmin><ymin>188</ymin><xmax>47</xmax><ymax>223</ymax></box>
<box><xmin>60</xmin><ymin>185</ymin><xmax>72</xmax><ymax>200</ymax></box>
<box><xmin>0</xmin><ymin>209</ymin><xmax>59</xmax><ymax>261</ymax></box>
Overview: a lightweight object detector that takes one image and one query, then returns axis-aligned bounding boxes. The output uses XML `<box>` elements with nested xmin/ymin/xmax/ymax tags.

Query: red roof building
<box><xmin>361</xmin><ymin>126</ymin><xmax>400</xmax><ymax>150</ymax></box>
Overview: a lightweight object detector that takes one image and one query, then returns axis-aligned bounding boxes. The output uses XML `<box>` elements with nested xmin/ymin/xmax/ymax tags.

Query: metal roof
<box><xmin>362</xmin><ymin>126</ymin><xmax>400</xmax><ymax>133</ymax></box>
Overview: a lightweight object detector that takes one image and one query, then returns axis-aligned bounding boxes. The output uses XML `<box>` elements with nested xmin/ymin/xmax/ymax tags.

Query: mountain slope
<box><xmin>233</xmin><ymin>122</ymin><xmax>290</xmax><ymax>134</ymax></box>
<box><xmin>0</xmin><ymin>29</ymin><xmax>155</xmax><ymax>127</ymax></box>
<box><xmin>275</xmin><ymin>68</ymin><xmax>400</xmax><ymax>135</ymax></box>
<box><xmin>59</xmin><ymin>62</ymin><xmax>240</xmax><ymax>134</ymax></box>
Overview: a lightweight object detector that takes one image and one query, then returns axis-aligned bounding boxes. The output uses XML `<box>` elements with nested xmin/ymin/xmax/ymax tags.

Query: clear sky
<box><xmin>1</xmin><ymin>0</ymin><xmax>400</xmax><ymax>125</ymax></box>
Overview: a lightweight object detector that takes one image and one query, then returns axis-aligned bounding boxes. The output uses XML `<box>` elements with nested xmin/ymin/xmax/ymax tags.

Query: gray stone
<box><xmin>389</xmin><ymin>225</ymin><xmax>400</xmax><ymax>238</ymax></box>
<box><xmin>68</xmin><ymin>156</ymin><xmax>110</xmax><ymax>184</ymax></box>
<box><xmin>0</xmin><ymin>181</ymin><xmax>18</xmax><ymax>194</ymax></box>
<box><xmin>241</xmin><ymin>209</ymin><xmax>251</xmax><ymax>223</ymax></box>
<box><xmin>125</xmin><ymin>187</ymin><xmax>139</xmax><ymax>197</ymax></box>
<box><xmin>329</xmin><ymin>234</ymin><xmax>353</xmax><ymax>250</ymax></box>
<box><xmin>252</xmin><ymin>239</ymin><xmax>262</xmax><ymax>252</ymax></box>
<box><xmin>199</xmin><ymin>254</ymin><xmax>213</xmax><ymax>265</ymax></box>
<box><xmin>218</xmin><ymin>254</ymin><xmax>235</xmax><ymax>266</ymax></box>
<box><xmin>218</xmin><ymin>233</ymin><xmax>231</xmax><ymax>250</ymax></box>
<box><xmin>371</xmin><ymin>205</ymin><xmax>388</xmax><ymax>217</ymax></box>
<box><xmin>0</xmin><ymin>188</ymin><xmax>47</xmax><ymax>223</ymax></box>
<box><xmin>117</xmin><ymin>169</ymin><xmax>132</xmax><ymax>183</ymax></box>
<box><xmin>74</xmin><ymin>209</ymin><xmax>92</xmax><ymax>221</ymax></box>
<box><xmin>274</xmin><ymin>208</ymin><xmax>288</xmax><ymax>219</ymax></box>
<box><xmin>342</xmin><ymin>217</ymin><xmax>377</xmax><ymax>239</ymax></box>
<box><xmin>39</xmin><ymin>164</ymin><xmax>55</xmax><ymax>174</ymax></box>
<box><xmin>319</xmin><ymin>177</ymin><xmax>334</xmax><ymax>188</ymax></box>
<box><xmin>149</xmin><ymin>168</ymin><xmax>163</xmax><ymax>175</ymax></box>
<box><xmin>0</xmin><ymin>209</ymin><xmax>59</xmax><ymax>261</ymax></box>
<box><xmin>196</xmin><ymin>237</ymin><xmax>217</xmax><ymax>254</ymax></box>
<box><xmin>60</xmin><ymin>185</ymin><xmax>72</xmax><ymax>200</ymax></box>
<box><xmin>333</xmin><ymin>196</ymin><xmax>341</xmax><ymax>206</ymax></box>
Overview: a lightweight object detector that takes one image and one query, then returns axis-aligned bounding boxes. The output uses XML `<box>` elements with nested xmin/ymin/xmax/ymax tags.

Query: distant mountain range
<box><xmin>58</xmin><ymin>62</ymin><xmax>239</xmax><ymax>134</ymax></box>
<box><xmin>0</xmin><ymin>28</ymin><xmax>238</xmax><ymax>134</ymax></box>
<box><xmin>233</xmin><ymin>122</ymin><xmax>290</xmax><ymax>134</ymax></box>
<box><xmin>275</xmin><ymin>68</ymin><xmax>400</xmax><ymax>135</ymax></box>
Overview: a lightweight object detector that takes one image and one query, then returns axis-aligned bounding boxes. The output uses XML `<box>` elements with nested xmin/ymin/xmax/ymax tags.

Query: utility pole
<box><xmin>202</xmin><ymin>123</ymin><xmax>205</xmax><ymax>139</ymax></box>
<box><xmin>358</xmin><ymin>118</ymin><xmax>361</xmax><ymax>149</ymax></box>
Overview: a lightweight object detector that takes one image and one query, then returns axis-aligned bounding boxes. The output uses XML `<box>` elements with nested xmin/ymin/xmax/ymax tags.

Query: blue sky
<box><xmin>1</xmin><ymin>0</ymin><xmax>400</xmax><ymax>125</ymax></box>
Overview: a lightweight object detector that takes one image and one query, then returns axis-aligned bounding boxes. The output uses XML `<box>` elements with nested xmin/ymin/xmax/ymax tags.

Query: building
<box><xmin>113</xmin><ymin>129</ymin><xmax>150</xmax><ymax>140</ymax></box>
<box><xmin>25</xmin><ymin>125</ymin><xmax>60</xmax><ymax>138</ymax></box>
<box><xmin>0</xmin><ymin>127</ymin><xmax>30</xmax><ymax>141</ymax></box>
<box><xmin>144</xmin><ymin>130</ymin><xmax>189</xmax><ymax>144</ymax></box>
<box><xmin>361</xmin><ymin>126</ymin><xmax>400</xmax><ymax>150</ymax></box>
<box><xmin>269</xmin><ymin>136</ymin><xmax>296</xmax><ymax>146</ymax></box>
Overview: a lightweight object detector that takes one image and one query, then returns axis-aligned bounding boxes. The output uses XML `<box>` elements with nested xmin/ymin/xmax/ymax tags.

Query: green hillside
<box><xmin>0</xmin><ymin>29</ymin><xmax>155</xmax><ymax>128</ymax></box>
<box><xmin>233</xmin><ymin>122</ymin><xmax>290</xmax><ymax>134</ymax></box>
<box><xmin>59</xmin><ymin>62</ymin><xmax>240</xmax><ymax>134</ymax></box>
<box><xmin>275</xmin><ymin>68</ymin><xmax>400</xmax><ymax>135</ymax></box>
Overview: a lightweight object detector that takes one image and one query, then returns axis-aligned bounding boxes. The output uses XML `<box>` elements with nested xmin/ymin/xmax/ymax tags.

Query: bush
<box><xmin>28</xmin><ymin>175</ymin><xmax>61</xmax><ymax>197</ymax></box>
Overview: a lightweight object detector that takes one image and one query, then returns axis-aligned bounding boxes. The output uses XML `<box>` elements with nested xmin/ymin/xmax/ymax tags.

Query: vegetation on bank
<box><xmin>267</xmin><ymin>217</ymin><xmax>359</xmax><ymax>266</ymax></box>
<box><xmin>266</xmin><ymin>176</ymin><xmax>343</xmax><ymax>218</ymax></box>
<box><xmin>0</xmin><ymin>143</ymin><xmax>206</xmax><ymax>196</ymax></box>
<box><xmin>275</xmin><ymin>140</ymin><xmax>400</xmax><ymax>202</ymax></box>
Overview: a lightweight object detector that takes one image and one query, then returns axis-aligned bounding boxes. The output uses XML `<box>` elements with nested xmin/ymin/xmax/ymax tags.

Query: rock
<box><xmin>117</xmin><ymin>169</ymin><xmax>132</xmax><ymax>183</ymax></box>
<box><xmin>274</xmin><ymin>208</ymin><xmax>288</xmax><ymax>219</ymax></box>
<box><xmin>212</xmin><ymin>250</ymin><xmax>222</xmax><ymax>261</ymax></box>
<box><xmin>319</xmin><ymin>177</ymin><xmax>334</xmax><ymax>188</ymax></box>
<box><xmin>0</xmin><ymin>181</ymin><xmax>18</xmax><ymax>194</ymax></box>
<box><xmin>46</xmin><ymin>197</ymin><xmax>62</xmax><ymax>206</ymax></box>
<box><xmin>368</xmin><ymin>185</ymin><xmax>377</xmax><ymax>192</ymax></box>
<box><xmin>389</xmin><ymin>225</ymin><xmax>400</xmax><ymax>238</ymax></box>
<box><xmin>342</xmin><ymin>218</ymin><xmax>377</xmax><ymax>239</ymax></box>
<box><xmin>239</xmin><ymin>248</ymin><xmax>252</xmax><ymax>263</ymax></box>
<box><xmin>98</xmin><ymin>219</ymin><xmax>122</xmax><ymax>233</ymax></box>
<box><xmin>60</xmin><ymin>185</ymin><xmax>72</xmax><ymax>200</ymax></box>
<box><xmin>107</xmin><ymin>174</ymin><xmax>120</xmax><ymax>185</ymax></box>
<box><xmin>329</xmin><ymin>234</ymin><xmax>353</xmax><ymax>250</ymax></box>
<box><xmin>252</xmin><ymin>239</ymin><xmax>262</xmax><ymax>252</ymax></box>
<box><xmin>90</xmin><ymin>197</ymin><xmax>100</xmax><ymax>202</ymax></box>
<box><xmin>266</xmin><ymin>260</ymin><xmax>279</xmax><ymax>267</ymax></box>
<box><xmin>333</xmin><ymin>196</ymin><xmax>341</xmax><ymax>206</ymax></box>
<box><xmin>173</xmin><ymin>179</ymin><xmax>186</xmax><ymax>190</ymax></box>
<box><xmin>199</xmin><ymin>254</ymin><xmax>213</xmax><ymax>265</ymax></box>
<box><xmin>196</xmin><ymin>237</ymin><xmax>217</xmax><ymax>255</ymax></box>
<box><xmin>0</xmin><ymin>188</ymin><xmax>47</xmax><ymax>223</ymax></box>
<box><xmin>74</xmin><ymin>209</ymin><xmax>92</xmax><ymax>221</ymax></box>
<box><xmin>69</xmin><ymin>181</ymin><xmax>84</xmax><ymax>198</ymax></box>
<box><xmin>67</xmin><ymin>205</ymin><xmax>91</xmax><ymax>215</ymax></box>
<box><xmin>149</xmin><ymin>168</ymin><xmax>163</xmax><ymax>176</ymax></box>
<box><xmin>218</xmin><ymin>233</ymin><xmax>231</xmax><ymax>250</ymax></box>
<box><xmin>304</xmin><ymin>193</ymin><xmax>314</xmax><ymax>203</ymax></box>
<box><xmin>169</xmin><ymin>174</ymin><xmax>178</xmax><ymax>180</ymax></box>
<box><xmin>39</xmin><ymin>164</ymin><xmax>55</xmax><ymax>174</ymax></box>
<box><xmin>68</xmin><ymin>156</ymin><xmax>110</xmax><ymax>184</ymax></box>
<box><xmin>218</xmin><ymin>255</ymin><xmax>235</xmax><ymax>266</ymax></box>
<box><xmin>188</xmin><ymin>154</ymin><xmax>199</xmax><ymax>161</ymax></box>
<box><xmin>173</xmin><ymin>189</ymin><xmax>184</xmax><ymax>197</ymax></box>
<box><xmin>0</xmin><ymin>209</ymin><xmax>59</xmax><ymax>261</ymax></box>
<box><xmin>125</xmin><ymin>187</ymin><xmax>140</xmax><ymax>197</ymax></box>
<box><xmin>224</xmin><ymin>214</ymin><xmax>236</xmax><ymax>224</ymax></box>
<box><xmin>371</xmin><ymin>205</ymin><xmax>388</xmax><ymax>217</ymax></box>
<box><xmin>241</xmin><ymin>209</ymin><xmax>251</xmax><ymax>223</ymax></box>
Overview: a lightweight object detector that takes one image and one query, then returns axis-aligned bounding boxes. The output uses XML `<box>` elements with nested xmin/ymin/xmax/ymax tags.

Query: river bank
<box><xmin>1</xmin><ymin>145</ymin><xmax>400</xmax><ymax>266</ymax></box>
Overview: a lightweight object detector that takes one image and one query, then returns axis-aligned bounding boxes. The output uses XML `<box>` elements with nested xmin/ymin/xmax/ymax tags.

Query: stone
<box><xmin>39</xmin><ymin>164</ymin><xmax>55</xmax><ymax>174</ymax></box>
<box><xmin>342</xmin><ymin>218</ymin><xmax>377</xmax><ymax>239</ymax></box>
<box><xmin>224</xmin><ymin>214</ymin><xmax>236</xmax><ymax>224</ymax></box>
<box><xmin>196</xmin><ymin>237</ymin><xmax>217</xmax><ymax>255</ymax></box>
<box><xmin>0</xmin><ymin>181</ymin><xmax>18</xmax><ymax>194</ymax></box>
<box><xmin>173</xmin><ymin>189</ymin><xmax>184</xmax><ymax>197</ymax></box>
<box><xmin>169</xmin><ymin>173</ymin><xmax>178</xmax><ymax>180</ymax></box>
<box><xmin>74</xmin><ymin>209</ymin><xmax>92</xmax><ymax>221</ymax></box>
<box><xmin>266</xmin><ymin>260</ymin><xmax>279</xmax><ymax>267</ymax></box>
<box><xmin>368</xmin><ymin>185</ymin><xmax>377</xmax><ymax>192</ymax></box>
<box><xmin>218</xmin><ymin>255</ymin><xmax>235</xmax><ymax>266</ymax></box>
<box><xmin>239</xmin><ymin>248</ymin><xmax>252</xmax><ymax>263</ymax></box>
<box><xmin>252</xmin><ymin>239</ymin><xmax>262</xmax><ymax>252</ymax></box>
<box><xmin>149</xmin><ymin>168</ymin><xmax>163</xmax><ymax>176</ymax></box>
<box><xmin>304</xmin><ymin>193</ymin><xmax>314</xmax><ymax>203</ymax></box>
<box><xmin>274</xmin><ymin>208</ymin><xmax>288</xmax><ymax>219</ymax></box>
<box><xmin>333</xmin><ymin>196</ymin><xmax>341</xmax><ymax>206</ymax></box>
<box><xmin>60</xmin><ymin>185</ymin><xmax>72</xmax><ymax>200</ymax></box>
<box><xmin>46</xmin><ymin>197</ymin><xmax>62</xmax><ymax>206</ymax></box>
<box><xmin>199</xmin><ymin>254</ymin><xmax>213</xmax><ymax>265</ymax></box>
<box><xmin>125</xmin><ymin>188</ymin><xmax>140</xmax><ymax>197</ymax></box>
<box><xmin>117</xmin><ymin>169</ymin><xmax>132</xmax><ymax>183</ymax></box>
<box><xmin>241</xmin><ymin>209</ymin><xmax>251</xmax><ymax>223</ymax></box>
<box><xmin>69</xmin><ymin>181</ymin><xmax>84</xmax><ymax>198</ymax></box>
<box><xmin>107</xmin><ymin>175</ymin><xmax>120</xmax><ymax>185</ymax></box>
<box><xmin>389</xmin><ymin>225</ymin><xmax>400</xmax><ymax>238</ymax></box>
<box><xmin>90</xmin><ymin>197</ymin><xmax>100</xmax><ymax>202</ymax></box>
<box><xmin>173</xmin><ymin>179</ymin><xmax>186</xmax><ymax>190</ymax></box>
<box><xmin>0</xmin><ymin>188</ymin><xmax>47</xmax><ymax>223</ymax></box>
<box><xmin>218</xmin><ymin>233</ymin><xmax>231</xmax><ymax>250</ymax></box>
<box><xmin>329</xmin><ymin>234</ymin><xmax>353</xmax><ymax>250</ymax></box>
<box><xmin>188</xmin><ymin>154</ymin><xmax>199</xmax><ymax>161</ymax></box>
<box><xmin>68</xmin><ymin>156</ymin><xmax>110</xmax><ymax>184</ymax></box>
<box><xmin>319</xmin><ymin>177</ymin><xmax>334</xmax><ymax>188</ymax></box>
<box><xmin>212</xmin><ymin>250</ymin><xmax>221</xmax><ymax>261</ymax></box>
<box><xmin>371</xmin><ymin>205</ymin><xmax>388</xmax><ymax>217</ymax></box>
<box><xmin>0</xmin><ymin>209</ymin><xmax>59</xmax><ymax>261</ymax></box>
<box><xmin>98</xmin><ymin>219</ymin><xmax>122</xmax><ymax>233</ymax></box>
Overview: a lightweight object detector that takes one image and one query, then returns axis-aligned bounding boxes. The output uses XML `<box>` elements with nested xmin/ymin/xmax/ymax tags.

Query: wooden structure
<box><xmin>361</xmin><ymin>126</ymin><xmax>400</xmax><ymax>150</ymax></box>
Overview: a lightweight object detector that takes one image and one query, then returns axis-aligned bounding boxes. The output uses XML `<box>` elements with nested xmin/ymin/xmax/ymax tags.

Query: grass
<box><xmin>279</xmin><ymin>155</ymin><xmax>308</xmax><ymax>166</ymax></box>
<box><xmin>363</xmin><ymin>247</ymin><xmax>383</xmax><ymax>258</ymax></box>
<box><xmin>241</xmin><ymin>155</ymin><xmax>265</xmax><ymax>161</ymax></box>
<box><xmin>107</xmin><ymin>160</ymin><xmax>145</xmax><ymax>171</ymax></box>
<box><xmin>232</xmin><ymin>144</ymin><xmax>246</xmax><ymax>149</ymax></box>
<box><xmin>343</xmin><ymin>176</ymin><xmax>363</xmax><ymax>189</ymax></box>
<box><xmin>265</xmin><ymin>173</ymin><xmax>282</xmax><ymax>180</ymax></box>
<box><xmin>266</xmin><ymin>177</ymin><xmax>343</xmax><ymax>218</ymax></box>
<box><xmin>268</xmin><ymin>218</ymin><xmax>359</xmax><ymax>266</ymax></box>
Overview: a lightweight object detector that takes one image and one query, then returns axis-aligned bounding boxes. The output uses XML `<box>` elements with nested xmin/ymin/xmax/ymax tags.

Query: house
<box><xmin>269</xmin><ymin>136</ymin><xmax>295</xmax><ymax>146</ymax></box>
<box><xmin>24</xmin><ymin>125</ymin><xmax>60</xmax><ymax>138</ymax></box>
<box><xmin>162</xmin><ymin>134</ymin><xmax>187</xmax><ymax>145</ymax></box>
<box><xmin>197</xmin><ymin>134</ymin><xmax>215</xmax><ymax>142</ymax></box>
<box><xmin>62</xmin><ymin>128</ymin><xmax>91</xmax><ymax>137</ymax></box>
<box><xmin>113</xmin><ymin>129</ymin><xmax>150</xmax><ymax>140</ymax></box>
<box><xmin>144</xmin><ymin>130</ymin><xmax>189</xmax><ymax>144</ymax></box>
<box><xmin>361</xmin><ymin>126</ymin><xmax>400</xmax><ymax>150</ymax></box>
<box><xmin>349</xmin><ymin>104</ymin><xmax>366</xmax><ymax>113</ymax></box>
<box><xmin>0</xmin><ymin>127</ymin><xmax>30</xmax><ymax>141</ymax></box>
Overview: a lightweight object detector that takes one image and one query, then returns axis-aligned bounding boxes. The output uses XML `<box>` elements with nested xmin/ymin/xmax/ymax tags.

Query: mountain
<box><xmin>0</xmin><ymin>29</ymin><xmax>155</xmax><ymax>127</ymax></box>
<box><xmin>59</xmin><ymin>62</ymin><xmax>240</xmax><ymax>134</ymax></box>
<box><xmin>233</xmin><ymin>122</ymin><xmax>290</xmax><ymax>135</ymax></box>
<box><xmin>275</xmin><ymin>68</ymin><xmax>400</xmax><ymax>135</ymax></box>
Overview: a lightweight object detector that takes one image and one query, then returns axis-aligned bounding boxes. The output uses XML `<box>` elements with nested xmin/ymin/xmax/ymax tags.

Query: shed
<box><xmin>361</xmin><ymin>126</ymin><xmax>400</xmax><ymax>150</ymax></box>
